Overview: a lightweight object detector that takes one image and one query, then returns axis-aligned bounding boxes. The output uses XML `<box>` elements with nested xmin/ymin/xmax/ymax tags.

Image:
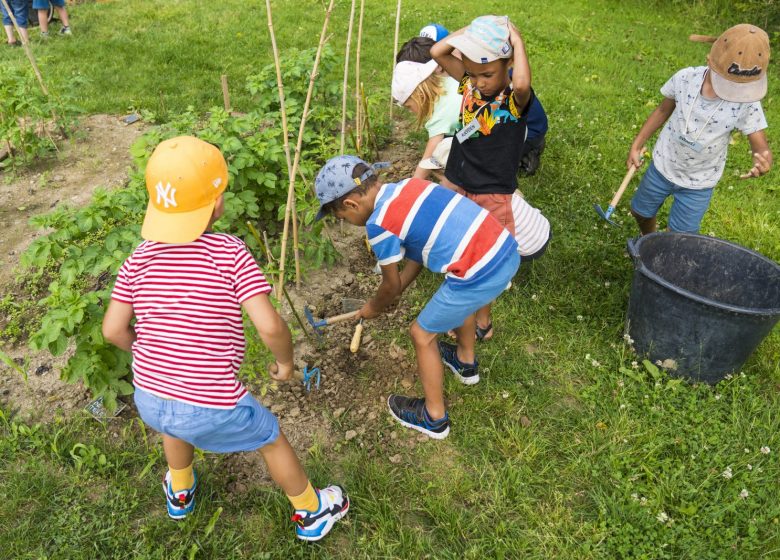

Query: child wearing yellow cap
<box><xmin>102</xmin><ymin>136</ymin><xmax>348</xmax><ymax>541</ymax></box>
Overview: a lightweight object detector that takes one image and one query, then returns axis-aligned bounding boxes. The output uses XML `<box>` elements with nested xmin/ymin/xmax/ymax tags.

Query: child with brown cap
<box><xmin>102</xmin><ymin>136</ymin><xmax>348</xmax><ymax>541</ymax></box>
<box><xmin>628</xmin><ymin>24</ymin><xmax>772</xmax><ymax>234</ymax></box>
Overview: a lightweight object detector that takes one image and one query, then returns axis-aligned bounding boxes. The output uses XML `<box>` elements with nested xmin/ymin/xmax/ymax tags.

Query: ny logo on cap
<box><xmin>155</xmin><ymin>182</ymin><xmax>178</xmax><ymax>208</ymax></box>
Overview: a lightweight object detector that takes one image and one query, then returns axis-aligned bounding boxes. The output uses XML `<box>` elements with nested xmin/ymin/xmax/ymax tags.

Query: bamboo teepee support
<box><xmin>0</xmin><ymin>0</ymin><xmax>66</xmax><ymax>138</ymax></box>
<box><xmin>354</xmin><ymin>0</ymin><xmax>366</xmax><ymax>152</ymax></box>
<box><xmin>276</xmin><ymin>0</ymin><xmax>336</xmax><ymax>298</ymax></box>
<box><xmin>391</xmin><ymin>0</ymin><xmax>402</xmax><ymax>118</ymax></box>
<box><xmin>265</xmin><ymin>0</ymin><xmax>302</xmax><ymax>292</ymax></box>
<box><xmin>340</xmin><ymin>0</ymin><xmax>357</xmax><ymax>154</ymax></box>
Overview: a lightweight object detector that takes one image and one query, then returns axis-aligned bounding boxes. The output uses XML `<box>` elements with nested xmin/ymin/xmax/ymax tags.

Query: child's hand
<box><xmin>626</xmin><ymin>146</ymin><xmax>645</xmax><ymax>170</ymax></box>
<box><xmin>358</xmin><ymin>301</ymin><xmax>382</xmax><ymax>320</ymax></box>
<box><xmin>269</xmin><ymin>361</ymin><xmax>294</xmax><ymax>381</ymax></box>
<box><xmin>740</xmin><ymin>151</ymin><xmax>772</xmax><ymax>179</ymax></box>
<box><xmin>507</xmin><ymin>20</ymin><xmax>522</xmax><ymax>46</ymax></box>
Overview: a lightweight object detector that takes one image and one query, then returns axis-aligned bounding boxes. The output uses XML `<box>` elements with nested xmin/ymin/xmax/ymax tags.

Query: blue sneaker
<box><xmin>438</xmin><ymin>341</ymin><xmax>480</xmax><ymax>385</ymax></box>
<box><xmin>163</xmin><ymin>470</ymin><xmax>197</xmax><ymax>520</ymax></box>
<box><xmin>292</xmin><ymin>485</ymin><xmax>349</xmax><ymax>542</ymax></box>
<box><xmin>387</xmin><ymin>395</ymin><xmax>450</xmax><ymax>440</ymax></box>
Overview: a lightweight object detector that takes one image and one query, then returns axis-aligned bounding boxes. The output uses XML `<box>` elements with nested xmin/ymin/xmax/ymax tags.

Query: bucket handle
<box><xmin>627</xmin><ymin>236</ymin><xmax>641</xmax><ymax>262</ymax></box>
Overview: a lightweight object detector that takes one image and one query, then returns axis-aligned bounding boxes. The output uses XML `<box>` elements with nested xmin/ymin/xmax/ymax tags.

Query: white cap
<box><xmin>391</xmin><ymin>59</ymin><xmax>438</xmax><ymax>105</ymax></box>
<box><xmin>446</xmin><ymin>15</ymin><xmax>513</xmax><ymax>64</ymax></box>
<box><xmin>419</xmin><ymin>137</ymin><xmax>453</xmax><ymax>169</ymax></box>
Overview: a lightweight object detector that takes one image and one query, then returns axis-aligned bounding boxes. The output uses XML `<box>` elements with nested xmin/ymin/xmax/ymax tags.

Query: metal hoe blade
<box><xmin>593</xmin><ymin>203</ymin><xmax>619</xmax><ymax>227</ymax></box>
<box><xmin>303</xmin><ymin>305</ymin><xmax>325</xmax><ymax>336</ymax></box>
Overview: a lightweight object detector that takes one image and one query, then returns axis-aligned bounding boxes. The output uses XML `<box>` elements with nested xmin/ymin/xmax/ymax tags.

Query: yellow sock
<box><xmin>169</xmin><ymin>464</ymin><xmax>195</xmax><ymax>492</ymax></box>
<box><xmin>287</xmin><ymin>481</ymin><xmax>319</xmax><ymax>512</ymax></box>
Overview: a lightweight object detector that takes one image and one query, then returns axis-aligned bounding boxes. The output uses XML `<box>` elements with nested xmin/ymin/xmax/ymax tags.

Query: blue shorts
<box><xmin>1</xmin><ymin>0</ymin><xmax>27</xmax><ymax>27</ymax></box>
<box><xmin>134</xmin><ymin>388</ymin><xmax>279</xmax><ymax>453</ymax></box>
<box><xmin>630</xmin><ymin>161</ymin><xmax>714</xmax><ymax>233</ymax></box>
<box><xmin>417</xmin><ymin>251</ymin><xmax>520</xmax><ymax>333</ymax></box>
<box><xmin>32</xmin><ymin>0</ymin><xmax>65</xmax><ymax>9</ymax></box>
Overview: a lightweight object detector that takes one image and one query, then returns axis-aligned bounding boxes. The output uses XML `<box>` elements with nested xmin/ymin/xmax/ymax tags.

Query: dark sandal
<box><xmin>475</xmin><ymin>322</ymin><xmax>493</xmax><ymax>342</ymax></box>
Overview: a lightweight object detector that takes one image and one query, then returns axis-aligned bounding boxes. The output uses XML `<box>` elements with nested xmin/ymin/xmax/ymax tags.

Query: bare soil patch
<box><xmin>1</xmin><ymin>114</ymin><xmax>145</xmax><ymax>422</ymax></box>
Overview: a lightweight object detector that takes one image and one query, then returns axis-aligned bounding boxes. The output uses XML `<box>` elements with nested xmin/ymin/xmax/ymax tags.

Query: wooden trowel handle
<box><xmin>350</xmin><ymin>320</ymin><xmax>364</xmax><ymax>353</ymax></box>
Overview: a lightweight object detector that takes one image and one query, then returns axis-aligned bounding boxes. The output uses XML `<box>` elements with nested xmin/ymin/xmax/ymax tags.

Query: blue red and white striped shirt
<box><xmin>367</xmin><ymin>178</ymin><xmax>517</xmax><ymax>284</ymax></box>
<box><xmin>110</xmin><ymin>233</ymin><xmax>272</xmax><ymax>409</ymax></box>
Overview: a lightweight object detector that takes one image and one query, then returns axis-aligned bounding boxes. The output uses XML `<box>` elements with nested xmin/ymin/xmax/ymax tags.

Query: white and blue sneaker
<box><xmin>163</xmin><ymin>470</ymin><xmax>197</xmax><ymax>520</ymax></box>
<box><xmin>387</xmin><ymin>395</ymin><xmax>450</xmax><ymax>439</ymax></box>
<box><xmin>292</xmin><ymin>485</ymin><xmax>349</xmax><ymax>541</ymax></box>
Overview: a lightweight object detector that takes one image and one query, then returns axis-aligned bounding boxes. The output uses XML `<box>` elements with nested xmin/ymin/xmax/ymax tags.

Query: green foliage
<box><xmin>22</xmin><ymin>47</ymin><xmax>342</xmax><ymax>410</ymax></box>
<box><xmin>0</xmin><ymin>65</ymin><xmax>81</xmax><ymax>168</ymax></box>
<box><xmin>0</xmin><ymin>66</ymin><xmax>60</xmax><ymax>167</ymax></box>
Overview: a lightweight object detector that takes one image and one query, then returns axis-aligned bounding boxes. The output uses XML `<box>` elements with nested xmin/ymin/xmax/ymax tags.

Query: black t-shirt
<box><xmin>445</xmin><ymin>77</ymin><xmax>534</xmax><ymax>194</ymax></box>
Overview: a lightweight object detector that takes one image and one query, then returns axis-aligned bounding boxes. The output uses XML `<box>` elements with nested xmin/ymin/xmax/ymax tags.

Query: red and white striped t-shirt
<box><xmin>111</xmin><ymin>233</ymin><xmax>272</xmax><ymax>409</ymax></box>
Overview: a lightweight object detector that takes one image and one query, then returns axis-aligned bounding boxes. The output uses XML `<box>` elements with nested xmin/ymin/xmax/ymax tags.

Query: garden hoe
<box><xmin>304</xmin><ymin>298</ymin><xmax>364</xmax><ymax>337</ymax></box>
<box><xmin>593</xmin><ymin>154</ymin><xmax>644</xmax><ymax>227</ymax></box>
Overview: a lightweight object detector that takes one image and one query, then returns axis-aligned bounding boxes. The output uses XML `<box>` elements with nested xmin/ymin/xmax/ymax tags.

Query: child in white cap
<box><xmin>628</xmin><ymin>24</ymin><xmax>772</xmax><ymax>234</ymax></box>
<box><xmin>393</xmin><ymin>35</ymin><xmax>462</xmax><ymax>181</ymax></box>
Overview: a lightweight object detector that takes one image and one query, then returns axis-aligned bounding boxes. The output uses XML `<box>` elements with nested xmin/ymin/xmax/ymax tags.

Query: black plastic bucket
<box><xmin>626</xmin><ymin>233</ymin><xmax>780</xmax><ymax>383</ymax></box>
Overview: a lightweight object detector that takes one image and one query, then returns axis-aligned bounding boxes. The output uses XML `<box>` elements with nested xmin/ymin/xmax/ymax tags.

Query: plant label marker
<box><xmin>85</xmin><ymin>396</ymin><xmax>127</xmax><ymax>419</ymax></box>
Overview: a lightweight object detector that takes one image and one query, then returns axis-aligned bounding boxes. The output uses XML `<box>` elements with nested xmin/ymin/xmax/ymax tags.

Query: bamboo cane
<box><xmin>0</xmin><ymin>0</ymin><xmax>66</xmax><ymax>138</ymax></box>
<box><xmin>264</xmin><ymin>0</ymin><xmax>302</xmax><ymax>293</ymax></box>
<box><xmin>277</xmin><ymin>0</ymin><xmax>336</xmax><ymax>298</ymax></box>
<box><xmin>391</xmin><ymin>0</ymin><xmax>402</xmax><ymax>119</ymax></box>
<box><xmin>291</xmin><ymin>196</ymin><xmax>301</xmax><ymax>290</ymax></box>
<box><xmin>354</xmin><ymin>0</ymin><xmax>365</xmax><ymax>152</ymax></box>
<box><xmin>221</xmin><ymin>75</ymin><xmax>231</xmax><ymax>112</ymax></box>
<box><xmin>340</xmin><ymin>0</ymin><xmax>356</xmax><ymax>154</ymax></box>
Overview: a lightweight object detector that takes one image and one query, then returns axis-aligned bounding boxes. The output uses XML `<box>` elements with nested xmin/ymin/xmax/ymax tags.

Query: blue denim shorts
<box><xmin>134</xmin><ymin>388</ymin><xmax>279</xmax><ymax>453</ymax></box>
<box><xmin>1</xmin><ymin>0</ymin><xmax>27</xmax><ymax>27</ymax></box>
<box><xmin>417</xmin><ymin>250</ymin><xmax>520</xmax><ymax>333</ymax></box>
<box><xmin>32</xmin><ymin>0</ymin><xmax>65</xmax><ymax>9</ymax></box>
<box><xmin>630</xmin><ymin>161</ymin><xmax>714</xmax><ymax>233</ymax></box>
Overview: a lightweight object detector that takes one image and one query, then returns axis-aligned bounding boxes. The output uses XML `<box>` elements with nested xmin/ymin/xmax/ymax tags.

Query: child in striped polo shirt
<box><xmin>102</xmin><ymin>136</ymin><xmax>348</xmax><ymax>541</ymax></box>
<box><xmin>315</xmin><ymin>155</ymin><xmax>520</xmax><ymax>439</ymax></box>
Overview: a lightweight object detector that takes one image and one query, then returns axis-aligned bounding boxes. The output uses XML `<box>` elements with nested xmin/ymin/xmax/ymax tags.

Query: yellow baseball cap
<box><xmin>142</xmin><ymin>136</ymin><xmax>229</xmax><ymax>243</ymax></box>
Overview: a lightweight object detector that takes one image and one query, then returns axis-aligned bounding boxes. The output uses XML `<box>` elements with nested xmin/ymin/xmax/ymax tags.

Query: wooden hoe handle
<box><xmin>610</xmin><ymin>164</ymin><xmax>639</xmax><ymax>208</ymax></box>
<box><xmin>325</xmin><ymin>309</ymin><xmax>361</xmax><ymax>325</ymax></box>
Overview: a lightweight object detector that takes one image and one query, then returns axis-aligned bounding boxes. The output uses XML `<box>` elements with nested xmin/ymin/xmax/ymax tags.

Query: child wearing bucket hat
<box><xmin>430</xmin><ymin>14</ymin><xmax>536</xmax><ymax>340</ymax></box>
<box><xmin>314</xmin><ymin>155</ymin><xmax>519</xmax><ymax>439</ymax></box>
<box><xmin>627</xmin><ymin>24</ymin><xmax>772</xmax><ymax>235</ymax></box>
<box><xmin>393</xmin><ymin>35</ymin><xmax>462</xmax><ymax>181</ymax></box>
<box><xmin>102</xmin><ymin>136</ymin><xmax>348</xmax><ymax>541</ymax></box>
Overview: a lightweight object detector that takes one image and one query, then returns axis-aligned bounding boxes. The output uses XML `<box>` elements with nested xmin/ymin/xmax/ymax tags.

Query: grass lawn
<box><xmin>1</xmin><ymin>1</ymin><xmax>779</xmax><ymax>558</ymax></box>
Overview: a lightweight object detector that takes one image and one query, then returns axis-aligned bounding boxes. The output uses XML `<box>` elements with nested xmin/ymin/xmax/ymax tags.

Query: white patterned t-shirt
<box><xmin>653</xmin><ymin>66</ymin><xmax>767</xmax><ymax>190</ymax></box>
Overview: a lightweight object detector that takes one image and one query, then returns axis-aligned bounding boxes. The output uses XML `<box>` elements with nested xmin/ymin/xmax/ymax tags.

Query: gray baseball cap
<box><xmin>314</xmin><ymin>155</ymin><xmax>389</xmax><ymax>220</ymax></box>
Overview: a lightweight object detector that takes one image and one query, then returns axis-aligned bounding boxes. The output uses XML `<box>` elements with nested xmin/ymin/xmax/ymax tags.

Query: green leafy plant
<box><xmin>0</xmin><ymin>66</ymin><xmax>73</xmax><ymax>168</ymax></box>
<box><xmin>21</xmin><ymin>47</ymin><xmax>344</xmax><ymax>410</ymax></box>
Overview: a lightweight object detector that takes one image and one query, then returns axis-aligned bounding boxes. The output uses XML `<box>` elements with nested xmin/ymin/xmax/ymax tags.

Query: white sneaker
<box><xmin>291</xmin><ymin>485</ymin><xmax>349</xmax><ymax>541</ymax></box>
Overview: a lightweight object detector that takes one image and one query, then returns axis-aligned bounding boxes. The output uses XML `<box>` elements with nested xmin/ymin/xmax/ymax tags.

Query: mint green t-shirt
<box><xmin>424</xmin><ymin>76</ymin><xmax>461</xmax><ymax>138</ymax></box>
